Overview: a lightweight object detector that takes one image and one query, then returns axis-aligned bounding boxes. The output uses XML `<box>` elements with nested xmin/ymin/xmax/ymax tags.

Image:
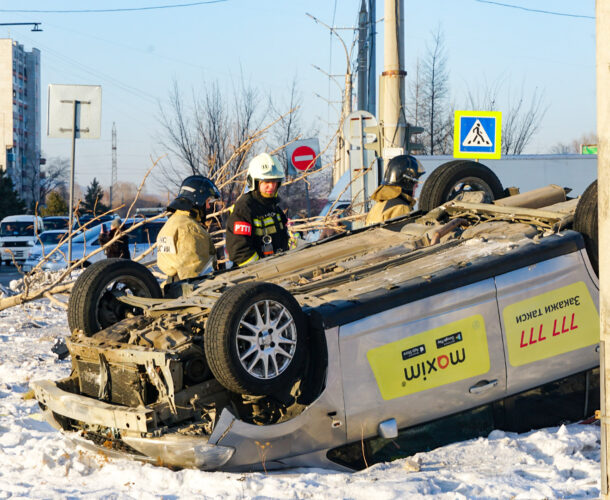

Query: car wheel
<box><xmin>418</xmin><ymin>160</ymin><xmax>504</xmax><ymax>212</ymax></box>
<box><xmin>574</xmin><ymin>180</ymin><xmax>598</xmax><ymax>276</ymax></box>
<box><xmin>204</xmin><ymin>282</ymin><xmax>307</xmax><ymax>396</ymax></box>
<box><xmin>67</xmin><ymin>258</ymin><xmax>162</xmax><ymax>336</ymax></box>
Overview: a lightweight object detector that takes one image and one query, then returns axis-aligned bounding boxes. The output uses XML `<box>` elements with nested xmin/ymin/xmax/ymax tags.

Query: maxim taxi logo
<box><xmin>403</xmin><ymin>345</ymin><xmax>466</xmax><ymax>382</ymax></box>
<box><xmin>367</xmin><ymin>315</ymin><xmax>490</xmax><ymax>400</ymax></box>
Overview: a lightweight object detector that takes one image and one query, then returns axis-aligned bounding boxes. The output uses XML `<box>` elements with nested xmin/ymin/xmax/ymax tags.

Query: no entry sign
<box><xmin>291</xmin><ymin>145</ymin><xmax>317</xmax><ymax>171</ymax></box>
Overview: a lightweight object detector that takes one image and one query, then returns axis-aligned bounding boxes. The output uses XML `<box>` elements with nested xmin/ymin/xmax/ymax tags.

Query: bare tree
<box><xmin>266</xmin><ymin>77</ymin><xmax>327</xmax><ymax>216</ymax></box>
<box><xmin>39</xmin><ymin>156</ymin><xmax>69</xmax><ymax>203</ymax></box>
<box><xmin>407</xmin><ymin>58</ymin><xmax>424</xmax><ymax>128</ymax></box>
<box><xmin>465</xmin><ymin>79</ymin><xmax>547</xmax><ymax>155</ymax></box>
<box><xmin>268</xmin><ymin>77</ymin><xmax>304</xmax><ymax>174</ymax></box>
<box><xmin>157</xmin><ymin>77</ymin><xmax>264</xmax><ymax>203</ymax></box>
<box><xmin>501</xmin><ymin>86</ymin><xmax>547</xmax><ymax>155</ymax></box>
<box><xmin>417</xmin><ymin>27</ymin><xmax>452</xmax><ymax>155</ymax></box>
<box><xmin>551</xmin><ymin>132</ymin><xmax>598</xmax><ymax>154</ymax></box>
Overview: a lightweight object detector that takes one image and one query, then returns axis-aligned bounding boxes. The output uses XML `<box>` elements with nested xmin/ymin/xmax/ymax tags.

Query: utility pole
<box><xmin>307</xmin><ymin>13</ymin><xmax>353</xmax><ymax>185</ymax></box>
<box><xmin>379</xmin><ymin>0</ymin><xmax>407</xmax><ymax>157</ymax></box>
<box><xmin>110</xmin><ymin>122</ymin><xmax>117</xmax><ymax>208</ymax></box>
<box><xmin>367</xmin><ymin>0</ymin><xmax>377</xmax><ymax>115</ymax></box>
<box><xmin>598</xmin><ymin>1</ymin><xmax>610</xmax><ymax>497</ymax></box>
<box><xmin>357</xmin><ymin>0</ymin><xmax>369</xmax><ymax>111</ymax></box>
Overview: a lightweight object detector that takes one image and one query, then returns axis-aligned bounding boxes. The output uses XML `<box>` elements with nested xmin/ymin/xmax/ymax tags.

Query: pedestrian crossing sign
<box><xmin>454</xmin><ymin>110</ymin><xmax>502</xmax><ymax>159</ymax></box>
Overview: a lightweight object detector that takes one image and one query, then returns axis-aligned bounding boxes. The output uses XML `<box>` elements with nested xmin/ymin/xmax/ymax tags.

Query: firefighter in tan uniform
<box><xmin>156</xmin><ymin>175</ymin><xmax>220</xmax><ymax>281</ymax></box>
<box><xmin>365</xmin><ymin>155</ymin><xmax>425</xmax><ymax>225</ymax></box>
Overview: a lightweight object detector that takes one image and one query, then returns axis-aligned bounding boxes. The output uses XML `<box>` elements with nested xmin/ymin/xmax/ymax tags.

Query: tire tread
<box><xmin>574</xmin><ymin>180</ymin><xmax>598</xmax><ymax>275</ymax></box>
<box><xmin>419</xmin><ymin>160</ymin><xmax>504</xmax><ymax>211</ymax></box>
<box><xmin>67</xmin><ymin>259</ymin><xmax>161</xmax><ymax>335</ymax></box>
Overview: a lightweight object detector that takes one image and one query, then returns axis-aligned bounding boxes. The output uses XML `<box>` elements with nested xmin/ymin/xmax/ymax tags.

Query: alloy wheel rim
<box><xmin>235</xmin><ymin>299</ymin><xmax>297</xmax><ymax>380</ymax></box>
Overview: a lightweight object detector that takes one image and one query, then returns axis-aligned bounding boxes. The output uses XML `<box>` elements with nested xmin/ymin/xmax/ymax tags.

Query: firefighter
<box><xmin>226</xmin><ymin>153</ymin><xmax>289</xmax><ymax>266</ymax></box>
<box><xmin>365</xmin><ymin>155</ymin><xmax>425</xmax><ymax>225</ymax></box>
<box><xmin>156</xmin><ymin>175</ymin><xmax>220</xmax><ymax>281</ymax></box>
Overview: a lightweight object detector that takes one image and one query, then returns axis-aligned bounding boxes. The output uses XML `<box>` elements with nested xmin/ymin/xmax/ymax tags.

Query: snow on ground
<box><xmin>0</xmin><ymin>300</ymin><xmax>602</xmax><ymax>499</ymax></box>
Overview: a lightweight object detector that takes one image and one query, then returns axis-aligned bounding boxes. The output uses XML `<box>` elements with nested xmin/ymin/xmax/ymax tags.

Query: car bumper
<box><xmin>22</xmin><ymin>260</ymin><xmax>39</xmax><ymax>272</ymax></box>
<box><xmin>1</xmin><ymin>250</ymin><xmax>28</xmax><ymax>261</ymax></box>
<box><xmin>31</xmin><ymin>379</ymin><xmax>235</xmax><ymax>470</ymax></box>
<box><xmin>40</xmin><ymin>260</ymin><xmax>67</xmax><ymax>271</ymax></box>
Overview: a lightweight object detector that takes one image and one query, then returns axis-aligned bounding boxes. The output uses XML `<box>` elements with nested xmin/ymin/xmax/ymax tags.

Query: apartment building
<box><xmin>0</xmin><ymin>39</ymin><xmax>41</xmax><ymax>207</ymax></box>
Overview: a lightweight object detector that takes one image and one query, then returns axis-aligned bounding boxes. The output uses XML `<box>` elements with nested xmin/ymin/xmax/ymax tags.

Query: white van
<box><xmin>0</xmin><ymin>215</ymin><xmax>45</xmax><ymax>264</ymax></box>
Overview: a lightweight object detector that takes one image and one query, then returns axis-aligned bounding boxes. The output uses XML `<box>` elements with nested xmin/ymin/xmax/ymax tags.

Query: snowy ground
<box><xmin>0</xmin><ymin>299</ymin><xmax>602</xmax><ymax>499</ymax></box>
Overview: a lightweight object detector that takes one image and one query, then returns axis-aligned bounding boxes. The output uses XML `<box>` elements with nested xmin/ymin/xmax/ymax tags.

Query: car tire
<box><xmin>67</xmin><ymin>258</ymin><xmax>162</xmax><ymax>336</ymax></box>
<box><xmin>574</xmin><ymin>180</ymin><xmax>598</xmax><ymax>276</ymax></box>
<box><xmin>204</xmin><ymin>282</ymin><xmax>307</xmax><ymax>396</ymax></box>
<box><xmin>418</xmin><ymin>160</ymin><xmax>504</xmax><ymax>212</ymax></box>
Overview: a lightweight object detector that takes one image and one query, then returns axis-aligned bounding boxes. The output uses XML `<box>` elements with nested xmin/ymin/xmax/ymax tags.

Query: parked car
<box><xmin>42</xmin><ymin>216</ymin><xmax>70</xmax><ymax>231</ymax></box>
<box><xmin>0</xmin><ymin>215</ymin><xmax>45</xmax><ymax>265</ymax></box>
<box><xmin>31</xmin><ymin>166</ymin><xmax>601</xmax><ymax>472</ymax></box>
<box><xmin>30</xmin><ymin>217</ymin><xmax>166</xmax><ymax>271</ymax></box>
<box><xmin>72</xmin><ymin>214</ymin><xmax>116</xmax><ymax>232</ymax></box>
<box><xmin>22</xmin><ymin>230</ymin><xmax>69</xmax><ymax>272</ymax></box>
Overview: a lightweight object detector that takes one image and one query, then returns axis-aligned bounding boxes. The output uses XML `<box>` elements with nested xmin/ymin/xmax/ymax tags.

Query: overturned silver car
<box><xmin>32</xmin><ymin>167</ymin><xmax>601</xmax><ymax>471</ymax></box>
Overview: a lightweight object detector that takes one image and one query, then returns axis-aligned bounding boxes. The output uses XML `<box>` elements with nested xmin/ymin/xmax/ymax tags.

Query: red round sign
<box><xmin>291</xmin><ymin>145</ymin><xmax>317</xmax><ymax>171</ymax></box>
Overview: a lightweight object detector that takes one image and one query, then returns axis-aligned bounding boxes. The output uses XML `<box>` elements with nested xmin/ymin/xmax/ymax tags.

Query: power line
<box><xmin>475</xmin><ymin>1</ymin><xmax>594</xmax><ymax>20</ymax></box>
<box><xmin>0</xmin><ymin>1</ymin><xmax>227</xmax><ymax>14</ymax></box>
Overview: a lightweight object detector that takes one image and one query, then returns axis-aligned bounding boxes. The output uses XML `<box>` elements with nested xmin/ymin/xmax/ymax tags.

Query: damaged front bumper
<box><xmin>31</xmin><ymin>379</ymin><xmax>235</xmax><ymax>470</ymax></box>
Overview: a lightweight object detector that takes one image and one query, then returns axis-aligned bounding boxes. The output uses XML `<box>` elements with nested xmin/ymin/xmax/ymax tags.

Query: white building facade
<box><xmin>0</xmin><ymin>39</ymin><xmax>41</xmax><ymax>207</ymax></box>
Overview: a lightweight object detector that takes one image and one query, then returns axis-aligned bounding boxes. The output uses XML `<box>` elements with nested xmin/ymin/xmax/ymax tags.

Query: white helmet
<box><xmin>246</xmin><ymin>153</ymin><xmax>285</xmax><ymax>190</ymax></box>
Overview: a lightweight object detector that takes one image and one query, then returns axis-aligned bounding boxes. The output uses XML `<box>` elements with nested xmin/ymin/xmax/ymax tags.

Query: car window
<box><xmin>71</xmin><ymin>225</ymin><xmax>102</xmax><ymax>244</ymax></box>
<box><xmin>37</xmin><ymin>232</ymin><xmax>67</xmax><ymax>245</ymax></box>
<box><xmin>138</xmin><ymin>222</ymin><xmax>163</xmax><ymax>244</ymax></box>
<box><xmin>43</xmin><ymin>218</ymin><xmax>68</xmax><ymax>230</ymax></box>
<box><xmin>0</xmin><ymin>221</ymin><xmax>36</xmax><ymax>237</ymax></box>
<box><xmin>122</xmin><ymin>221</ymin><xmax>163</xmax><ymax>245</ymax></box>
<box><xmin>73</xmin><ymin>215</ymin><xmax>114</xmax><ymax>231</ymax></box>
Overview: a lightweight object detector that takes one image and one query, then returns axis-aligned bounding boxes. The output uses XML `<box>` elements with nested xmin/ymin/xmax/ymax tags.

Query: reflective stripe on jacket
<box><xmin>156</xmin><ymin>210</ymin><xmax>216</xmax><ymax>280</ymax></box>
<box><xmin>225</xmin><ymin>191</ymin><xmax>289</xmax><ymax>266</ymax></box>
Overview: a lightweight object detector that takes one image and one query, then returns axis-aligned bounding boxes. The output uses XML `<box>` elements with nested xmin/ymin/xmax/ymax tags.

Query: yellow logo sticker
<box><xmin>503</xmin><ymin>281</ymin><xmax>599</xmax><ymax>367</ymax></box>
<box><xmin>366</xmin><ymin>315</ymin><xmax>490</xmax><ymax>400</ymax></box>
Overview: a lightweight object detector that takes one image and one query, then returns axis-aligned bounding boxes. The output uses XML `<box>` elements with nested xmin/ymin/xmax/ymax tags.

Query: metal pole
<box><xmin>67</xmin><ymin>100</ymin><xmax>77</xmax><ymax>264</ymax></box>
<box><xmin>598</xmin><ymin>1</ymin><xmax>610</xmax><ymax>496</ymax></box>
<box><xmin>305</xmin><ymin>182</ymin><xmax>311</xmax><ymax>218</ymax></box>
<box><xmin>342</xmin><ymin>70</ymin><xmax>353</xmax><ymax>184</ymax></box>
<box><xmin>358</xmin><ymin>117</ymin><xmax>367</xmax><ymax>212</ymax></box>
<box><xmin>379</xmin><ymin>0</ymin><xmax>406</xmax><ymax>164</ymax></box>
<box><xmin>111</xmin><ymin>122</ymin><xmax>117</xmax><ymax>208</ymax></box>
<box><xmin>357</xmin><ymin>0</ymin><xmax>368</xmax><ymax>111</ymax></box>
<box><xmin>367</xmin><ymin>0</ymin><xmax>377</xmax><ymax>115</ymax></box>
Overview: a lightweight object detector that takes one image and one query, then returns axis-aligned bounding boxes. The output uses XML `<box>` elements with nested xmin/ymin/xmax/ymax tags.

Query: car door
<box><xmin>338</xmin><ymin>278</ymin><xmax>507</xmax><ymax>442</ymax></box>
<box><xmin>496</xmin><ymin>251</ymin><xmax>599</xmax><ymax>396</ymax></box>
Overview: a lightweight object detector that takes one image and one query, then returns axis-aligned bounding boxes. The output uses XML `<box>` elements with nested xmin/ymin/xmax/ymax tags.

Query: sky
<box><xmin>0</xmin><ymin>0</ymin><xmax>596</xmax><ymax>196</ymax></box>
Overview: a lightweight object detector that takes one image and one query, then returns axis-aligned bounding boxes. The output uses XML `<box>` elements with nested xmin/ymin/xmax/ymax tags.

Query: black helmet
<box><xmin>383</xmin><ymin>155</ymin><xmax>425</xmax><ymax>194</ymax></box>
<box><xmin>168</xmin><ymin>175</ymin><xmax>221</xmax><ymax>216</ymax></box>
